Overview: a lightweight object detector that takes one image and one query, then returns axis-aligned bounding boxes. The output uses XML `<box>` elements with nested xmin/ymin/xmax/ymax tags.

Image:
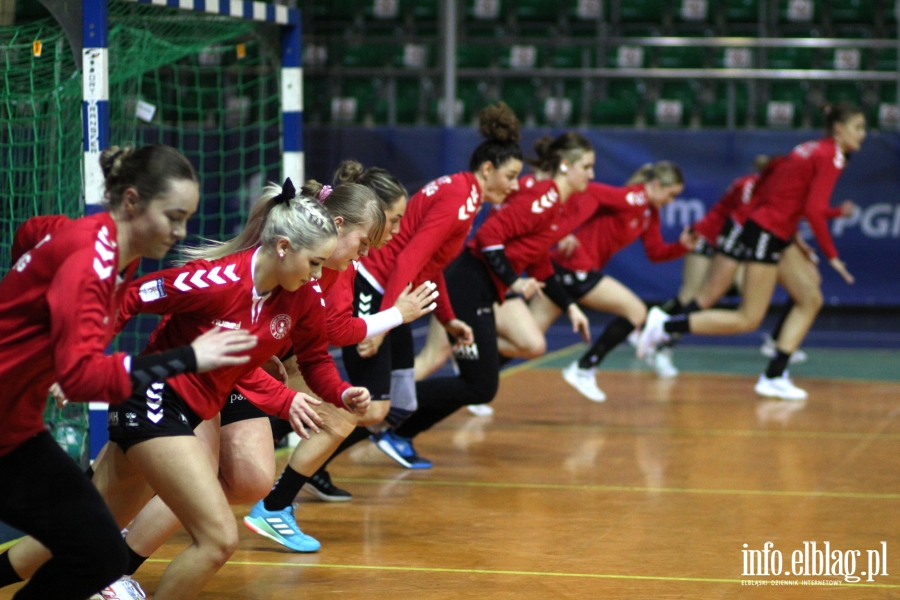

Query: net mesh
<box><xmin>2</xmin><ymin>1</ymin><xmax>285</xmax><ymax>462</ymax></box>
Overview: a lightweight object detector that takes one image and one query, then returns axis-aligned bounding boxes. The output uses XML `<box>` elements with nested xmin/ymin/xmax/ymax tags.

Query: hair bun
<box><xmin>478</xmin><ymin>102</ymin><xmax>521</xmax><ymax>144</ymax></box>
<box><xmin>333</xmin><ymin>159</ymin><xmax>364</xmax><ymax>185</ymax></box>
<box><xmin>99</xmin><ymin>145</ymin><xmax>135</xmax><ymax>180</ymax></box>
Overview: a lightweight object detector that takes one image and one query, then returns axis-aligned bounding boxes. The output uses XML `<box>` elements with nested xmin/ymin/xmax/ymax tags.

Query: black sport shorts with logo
<box><xmin>734</xmin><ymin>219</ymin><xmax>791</xmax><ymax>264</ymax></box>
<box><xmin>108</xmin><ymin>381</ymin><xmax>202</xmax><ymax>452</ymax></box>
<box><xmin>553</xmin><ymin>264</ymin><xmax>605</xmax><ymax>300</ymax></box>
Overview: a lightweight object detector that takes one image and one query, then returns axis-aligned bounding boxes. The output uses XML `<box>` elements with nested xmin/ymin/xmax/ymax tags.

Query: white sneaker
<box><xmin>467</xmin><ymin>404</ymin><xmax>494</xmax><ymax>416</ymax></box>
<box><xmin>636</xmin><ymin>307</ymin><xmax>671</xmax><ymax>359</ymax></box>
<box><xmin>754</xmin><ymin>372</ymin><xmax>808</xmax><ymax>401</ymax></box>
<box><xmin>760</xmin><ymin>335</ymin><xmax>808</xmax><ymax>364</ymax></box>
<box><xmin>626</xmin><ymin>330</ymin><xmax>640</xmax><ymax>348</ymax></box>
<box><xmin>648</xmin><ymin>347</ymin><xmax>679</xmax><ymax>378</ymax></box>
<box><xmin>90</xmin><ymin>576</ymin><xmax>147</xmax><ymax>600</ymax></box>
<box><xmin>562</xmin><ymin>361</ymin><xmax>606</xmax><ymax>402</ymax></box>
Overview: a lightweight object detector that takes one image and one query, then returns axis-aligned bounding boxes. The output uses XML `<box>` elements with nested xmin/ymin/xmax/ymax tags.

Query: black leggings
<box><xmin>0</xmin><ymin>432</ymin><xmax>127</xmax><ymax>599</ymax></box>
<box><xmin>397</xmin><ymin>251</ymin><xmax>500</xmax><ymax>439</ymax></box>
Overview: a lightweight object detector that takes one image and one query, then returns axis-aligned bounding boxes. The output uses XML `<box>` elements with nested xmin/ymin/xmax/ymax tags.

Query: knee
<box><xmin>357</xmin><ymin>401</ymin><xmax>389</xmax><ymax>427</ymax></box>
<box><xmin>202</xmin><ymin>520</ymin><xmax>239</xmax><ymax>568</ymax></box>
<box><xmin>631</xmin><ymin>303</ymin><xmax>648</xmax><ymax>328</ymax></box>
<box><xmin>226</xmin><ymin>471</ymin><xmax>274</xmax><ymax>505</ymax></box>
<box><xmin>520</xmin><ymin>336</ymin><xmax>546</xmax><ymax>359</ymax></box>
<box><xmin>804</xmin><ymin>288</ymin><xmax>824</xmax><ymax>312</ymax></box>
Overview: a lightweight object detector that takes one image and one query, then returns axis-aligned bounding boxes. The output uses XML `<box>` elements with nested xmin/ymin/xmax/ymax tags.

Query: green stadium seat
<box><xmin>776</xmin><ymin>0</ymin><xmax>819</xmax><ymax>23</ymax></box>
<box><xmin>342</xmin><ymin>43</ymin><xmax>394</xmax><ymax>68</ymax></box>
<box><xmin>341</xmin><ymin>78</ymin><xmax>388</xmax><ymax>124</ymax></box>
<box><xmin>404</xmin><ymin>0</ymin><xmax>438</xmax><ymax>20</ymax></box>
<box><xmin>568</xmin><ymin>0</ymin><xmax>605</xmax><ymax>21</ymax></box>
<box><xmin>362</xmin><ymin>0</ymin><xmax>402</xmax><ymax>20</ymax></box>
<box><xmin>825</xmin><ymin>47</ymin><xmax>865</xmax><ymax>70</ymax></box>
<box><xmin>619</xmin><ymin>0</ymin><xmax>665</xmax><ymax>22</ymax></box>
<box><xmin>501</xmin><ymin>78</ymin><xmax>541</xmax><ymax>121</ymax></box>
<box><xmin>590</xmin><ymin>80</ymin><xmax>643</xmax><ymax>126</ymax></box>
<box><xmin>395</xmin><ymin>78</ymin><xmax>422</xmax><ymax>124</ymax></box>
<box><xmin>457</xmin><ymin>44</ymin><xmax>496</xmax><ymax>68</ymax></box>
<box><xmin>713</xmin><ymin>47</ymin><xmax>754</xmax><ymax>68</ymax></box>
<box><xmin>879</xmin><ymin>83</ymin><xmax>898</xmax><ymax>105</ymax></box>
<box><xmin>514</xmin><ymin>0</ymin><xmax>563</xmax><ymax>21</ymax></box>
<box><xmin>723</xmin><ymin>0</ymin><xmax>760</xmax><ymax>22</ymax></box>
<box><xmin>829</xmin><ymin>0</ymin><xmax>876</xmax><ymax>23</ymax></box>
<box><xmin>539</xmin><ymin>82</ymin><xmax>584</xmax><ymax>125</ymax></box>
<box><xmin>700</xmin><ymin>83</ymin><xmax>750</xmax><ymax>127</ymax></box>
<box><xmin>648</xmin><ymin>81</ymin><xmax>698</xmax><ymax>126</ymax></box>
<box><xmin>456</xmin><ymin>78</ymin><xmax>490</xmax><ymax>123</ymax></box>
<box><xmin>759</xmin><ymin>82</ymin><xmax>806</xmax><ymax>127</ymax></box>
<box><xmin>766</xmin><ymin>47</ymin><xmax>815</xmax><ymax>69</ymax></box>
<box><xmin>825</xmin><ymin>82</ymin><xmax>863</xmax><ymax>105</ymax></box>
<box><xmin>303</xmin><ymin>76</ymin><xmax>329</xmax><ymax>124</ymax></box>
<box><xmin>550</xmin><ymin>46</ymin><xmax>593</xmax><ymax>69</ymax></box>
<box><xmin>675</xmin><ymin>0</ymin><xmax>711</xmax><ymax>22</ymax></box>
<box><xmin>499</xmin><ymin>44</ymin><xmax>543</xmax><ymax>69</ymax></box>
<box><xmin>657</xmin><ymin>46</ymin><xmax>707</xmax><ymax>69</ymax></box>
<box><xmin>309</xmin><ymin>0</ymin><xmax>360</xmax><ymax>21</ymax></box>
<box><xmin>875</xmin><ymin>48</ymin><xmax>897</xmax><ymax>71</ymax></box>
<box><xmin>394</xmin><ymin>43</ymin><xmax>435</xmax><ymax>69</ymax></box>
<box><xmin>604</xmin><ymin>45</ymin><xmax>650</xmax><ymax>68</ymax></box>
<box><xmin>465</xmin><ymin>0</ymin><xmax>503</xmax><ymax>20</ymax></box>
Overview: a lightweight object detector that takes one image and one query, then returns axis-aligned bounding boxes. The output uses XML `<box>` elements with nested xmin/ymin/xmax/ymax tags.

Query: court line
<box><xmin>331</xmin><ymin>477</ymin><xmax>900</xmax><ymax>500</ymax></box>
<box><xmin>480</xmin><ymin>422</ymin><xmax>900</xmax><ymax>442</ymax></box>
<box><xmin>144</xmin><ymin>558</ymin><xmax>900</xmax><ymax>588</ymax></box>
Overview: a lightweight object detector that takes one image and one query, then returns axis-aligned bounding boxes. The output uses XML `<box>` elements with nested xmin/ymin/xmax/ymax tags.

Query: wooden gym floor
<box><xmin>3</xmin><ymin>343</ymin><xmax>899</xmax><ymax>598</ymax></box>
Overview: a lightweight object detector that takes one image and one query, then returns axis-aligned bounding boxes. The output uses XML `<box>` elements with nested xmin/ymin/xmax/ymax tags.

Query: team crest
<box><xmin>270</xmin><ymin>314</ymin><xmax>292</xmax><ymax>339</ymax></box>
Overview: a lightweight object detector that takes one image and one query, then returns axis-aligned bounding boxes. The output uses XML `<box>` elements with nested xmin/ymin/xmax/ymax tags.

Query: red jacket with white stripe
<box><xmin>552</xmin><ymin>183</ymin><xmax>687</xmax><ymax>273</ymax></box>
<box><xmin>749</xmin><ymin>137</ymin><xmax>847</xmax><ymax>259</ymax></box>
<box><xmin>319</xmin><ymin>263</ymin><xmax>368</xmax><ymax>348</ymax></box>
<box><xmin>361</xmin><ymin>172</ymin><xmax>482</xmax><ymax>324</ymax></box>
<box><xmin>0</xmin><ymin>213</ymin><xmax>137</xmax><ymax>456</ymax></box>
<box><xmin>119</xmin><ymin>247</ymin><xmax>350</xmax><ymax>421</ymax></box>
<box><xmin>692</xmin><ymin>173</ymin><xmax>761</xmax><ymax>242</ymax></box>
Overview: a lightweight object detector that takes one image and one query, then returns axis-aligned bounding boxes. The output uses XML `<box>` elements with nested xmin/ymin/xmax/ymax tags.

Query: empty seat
<box><xmin>875</xmin><ymin>48</ymin><xmax>897</xmax><ymax>71</ymax></box>
<box><xmin>405</xmin><ymin>0</ymin><xmax>438</xmax><ymax>20</ymax></box>
<box><xmin>657</xmin><ymin>46</ymin><xmax>707</xmax><ymax>69</ymax></box>
<box><xmin>501</xmin><ymin>78</ymin><xmax>542</xmax><ymax>122</ymax></box>
<box><xmin>395</xmin><ymin>78</ymin><xmax>422</xmax><ymax>124</ymax></box>
<box><xmin>499</xmin><ymin>44</ymin><xmax>543</xmax><ymax>69</ymax></box>
<box><xmin>465</xmin><ymin>0</ymin><xmax>503</xmax><ymax>20</ymax></box>
<box><xmin>456</xmin><ymin>44</ymin><xmax>496</xmax><ymax>68</ymax></box>
<box><xmin>700</xmin><ymin>82</ymin><xmax>750</xmax><ymax>127</ymax></box>
<box><xmin>539</xmin><ymin>81</ymin><xmax>584</xmax><ymax>126</ymax></box>
<box><xmin>675</xmin><ymin>0</ymin><xmax>711</xmax><ymax>22</ymax></box>
<box><xmin>723</xmin><ymin>0</ymin><xmax>760</xmax><ymax>22</ymax></box>
<box><xmin>829</xmin><ymin>0</ymin><xmax>876</xmax><ymax>23</ymax></box>
<box><xmin>776</xmin><ymin>0</ymin><xmax>820</xmax><ymax>23</ymax></box>
<box><xmin>760</xmin><ymin>82</ymin><xmax>807</xmax><ymax>128</ymax></box>
<box><xmin>766</xmin><ymin>47</ymin><xmax>815</xmax><ymax>69</ymax></box>
<box><xmin>590</xmin><ymin>80</ymin><xmax>643</xmax><ymax>126</ymax></box>
<box><xmin>619</xmin><ymin>0</ymin><xmax>666</xmax><ymax>22</ymax></box>
<box><xmin>514</xmin><ymin>0</ymin><xmax>562</xmax><ymax>21</ymax></box>
<box><xmin>341</xmin><ymin>78</ymin><xmax>388</xmax><ymax>124</ymax></box>
<box><xmin>550</xmin><ymin>45</ymin><xmax>593</xmax><ymax>69</ymax></box>
<box><xmin>824</xmin><ymin>47</ymin><xmax>865</xmax><ymax>70</ymax></box>
<box><xmin>342</xmin><ymin>43</ymin><xmax>394</xmax><ymax>68</ymax></box>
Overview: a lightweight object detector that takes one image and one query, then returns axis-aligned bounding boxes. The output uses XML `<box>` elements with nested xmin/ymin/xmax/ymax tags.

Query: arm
<box><xmin>234</xmin><ymin>368</ymin><xmax>298</xmax><ymax>420</ymax></box>
<box><xmin>291</xmin><ymin>288</ymin><xmax>352</xmax><ymax>409</ymax></box>
<box><xmin>803</xmin><ymin>157</ymin><xmax>844</xmax><ymax>261</ymax></box>
<box><xmin>641</xmin><ymin>212</ymin><xmax>691</xmax><ymax>263</ymax></box>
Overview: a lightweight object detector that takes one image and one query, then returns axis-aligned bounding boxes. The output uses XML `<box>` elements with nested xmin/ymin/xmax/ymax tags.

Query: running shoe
<box><xmin>760</xmin><ymin>334</ymin><xmax>808</xmax><ymax>364</ymax></box>
<box><xmin>648</xmin><ymin>347</ymin><xmax>679</xmax><ymax>378</ymax></box>
<box><xmin>754</xmin><ymin>372</ymin><xmax>808</xmax><ymax>401</ymax></box>
<box><xmin>90</xmin><ymin>576</ymin><xmax>146</xmax><ymax>600</ymax></box>
<box><xmin>243</xmin><ymin>501</ymin><xmax>321</xmax><ymax>552</ymax></box>
<box><xmin>561</xmin><ymin>361</ymin><xmax>606</xmax><ymax>402</ymax></box>
<box><xmin>302</xmin><ymin>469</ymin><xmax>352</xmax><ymax>502</ymax></box>
<box><xmin>636</xmin><ymin>307</ymin><xmax>672</xmax><ymax>359</ymax></box>
<box><xmin>467</xmin><ymin>404</ymin><xmax>494</xmax><ymax>416</ymax></box>
<box><xmin>370</xmin><ymin>430</ymin><xmax>432</xmax><ymax>469</ymax></box>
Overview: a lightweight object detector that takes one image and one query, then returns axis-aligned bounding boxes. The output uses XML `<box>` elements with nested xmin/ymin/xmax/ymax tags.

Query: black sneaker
<box><xmin>302</xmin><ymin>470</ymin><xmax>352</xmax><ymax>502</ymax></box>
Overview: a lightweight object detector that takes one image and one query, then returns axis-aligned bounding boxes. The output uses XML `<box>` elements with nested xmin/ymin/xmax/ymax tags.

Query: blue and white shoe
<box><xmin>370</xmin><ymin>430</ymin><xmax>432</xmax><ymax>469</ymax></box>
<box><xmin>243</xmin><ymin>500</ymin><xmax>321</xmax><ymax>552</ymax></box>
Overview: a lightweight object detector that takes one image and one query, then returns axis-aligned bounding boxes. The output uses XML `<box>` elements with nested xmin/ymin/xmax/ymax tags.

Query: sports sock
<box><xmin>84</xmin><ymin>465</ymin><xmax>94</xmax><ymax>479</ymax></box>
<box><xmin>771</xmin><ymin>300</ymin><xmax>794</xmax><ymax>341</ymax></box>
<box><xmin>765</xmin><ymin>350</ymin><xmax>792</xmax><ymax>379</ymax></box>
<box><xmin>683</xmin><ymin>300</ymin><xmax>701</xmax><ymax>313</ymax></box>
<box><xmin>0</xmin><ymin>552</ymin><xmax>22</xmax><ymax>587</ymax></box>
<box><xmin>263</xmin><ymin>466</ymin><xmax>309</xmax><ymax>512</ymax></box>
<box><xmin>659</xmin><ymin>297</ymin><xmax>683</xmax><ymax>315</ymax></box>
<box><xmin>664</xmin><ymin>315</ymin><xmax>691</xmax><ymax>334</ymax></box>
<box><xmin>321</xmin><ymin>426</ymin><xmax>371</xmax><ymax>470</ymax></box>
<box><xmin>124</xmin><ymin>544</ymin><xmax>147</xmax><ymax>576</ymax></box>
<box><xmin>577</xmin><ymin>318</ymin><xmax>635</xmax><ymax>369</ymax></box>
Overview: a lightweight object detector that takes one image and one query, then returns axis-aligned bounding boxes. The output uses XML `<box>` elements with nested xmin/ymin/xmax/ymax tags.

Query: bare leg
<box><xmin>495</xmin><ymin>297</ymin><xmax>547</xmax><ymax>359</ymax></box>
<box><xmin>773</xmin><ymin>245</ymin><xmax>823</xmax><ymax>353</ymax></box>
<box><xmin>577</xmin><ymin>276</ymin><xmax>646</xmax><ymax>327</ymax></box>
<box><xmin>677</xmin><ymin>253</ymin><xmax>712</xmax><ymax>306</ymax></box>
<box><xmin>413</xmin><ymin>315</ymin><xmax>452</xmax><ymax>380</ymax></box>
<box><xmin>527</xmin><ymin>294</ymin><xmax>563</xmax><ymax>334</ymax></box>
<box><xmin>695</xmin><ymin>253</ymin><xmax>742</xmax><ymax>309</ymax></box>
<box><xmin>688</xmin><ymin>262</ymin><xmax>779</xmax><ymax>335</ymax></box>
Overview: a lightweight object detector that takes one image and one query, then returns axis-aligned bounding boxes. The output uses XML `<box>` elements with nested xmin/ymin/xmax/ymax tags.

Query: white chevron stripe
<box><xmin>94</xmin><ymin>240</ymin><xmax>115</xmax><ymax>262</ymax></box>
<box><xmin>207</xmin><ymin>266</ymin><xmax>226</xmax><ymax>284</ymax></box>
<box><xmin>174</xmin><ymin>272</ymin><xmax>191</xmax><ymax>291</ymax></box>
<box><xmin>190</xmin><ymin>270</ymin><xmax>209</xmax><ymax>288</ymax></box>
<box><xmin>93</xmin><ymin>258</ymin><xmax>113</xmax><ymax>280</ymax></box>
<box><xmin>224</xmin><ymin>264</ymin><xmax>240</xmax><ymax>281</ymax></box>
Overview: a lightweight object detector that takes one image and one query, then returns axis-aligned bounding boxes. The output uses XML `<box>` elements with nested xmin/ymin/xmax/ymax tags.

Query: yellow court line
<box><xmin>145</xmin><ymin>558</ymin><xmax>900</xmax><ymax>588</ymax></box>
<box><xmin>0</xmin><ymin>538</ymin><xmax>20</xmax><ymax>553</ymax></box>
<box><xmin>331</xmin><ymin>477</ymin><xmax>900</xmax><ymax>500</ymax></box>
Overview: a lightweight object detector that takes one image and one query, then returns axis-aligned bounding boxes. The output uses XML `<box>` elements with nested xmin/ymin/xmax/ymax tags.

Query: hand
<box><xmin>829</xmin><ymin>257</ymin><xmax>854</xmax><ymax>284</ymax></box>
<box><xmin>793</xmin><ymin>234</ymin><xmax>819</xmax><ymax>265</ymax></box>
<box><xmin>341</xmin><ymin>386</ymin><xmax>371</xmax><ymax>416</ymax></box>
<box><xmin>557</xmin><ymin>234</ymin><xmax>579</xmax><ymax>258</ymax></box>
<box><xmin>839</xmin><ymin>200</ymin><xmax>857</xmax><ymax>218</ymax></box>
<box><xmin>49</xmin><ymin>383</ymin><xmax>68</xmax><ymax>409</ymax></box>
<box><xmin>444</xmin><ymin>318</ymin><xmax>474</xmax><ymax>346</ymax></box>
<box><xmin>192</xmin><ymin>327</ymin><xmax>258</xmax><ymax>372</ymax></box>
<box><xmin>510</xmin><ymin>277</ymin><xmax>545</xmax><ymax>301</ymax></box>
<box><xmin>567</xmin><ymin>304</ymin><xmax>591</xmax><ymax>343</ymax></box>
<box><xmin>287</xmin><ymin>392</ymin><xmax>323</xmax><ymax>439</ymax></box>
<box><xmin>357</xmin><ymin>333</ymin><xmax>385</xmax><ymax>358</ymax></box>
<box><xmin>261</xmin><ymin>355</ymin><xmax>289</xmax><ymax>384</ymax></box>
<box><xmin>394</xmin><ymin>281</ymin><xmax>438</xmax><ymax>323</ymax></box>
<box><xmin>679</xmin><ymin>226</ymin><xmax>700</xmax><ymax>250</ymax></box>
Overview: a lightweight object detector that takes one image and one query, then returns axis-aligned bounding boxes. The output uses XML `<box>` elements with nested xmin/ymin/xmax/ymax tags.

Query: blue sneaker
<box><xmin>243</xmin><ymin>500</ymin><xmax>321</xmax><ymax>552</ymax></box>
<box><xmin>370</xmin><ymin>430</ymin><xmax>432</xmax><ymax>469</ymax></box>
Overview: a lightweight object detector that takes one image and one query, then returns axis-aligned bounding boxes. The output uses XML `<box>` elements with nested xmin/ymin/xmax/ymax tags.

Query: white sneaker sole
<box><xmin>374</xmin><ymin>438</ymin><xmax>415</xmax><ymax>469</ymax></box>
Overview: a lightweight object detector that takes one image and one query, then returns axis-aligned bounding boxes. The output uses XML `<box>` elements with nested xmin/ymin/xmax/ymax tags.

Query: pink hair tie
<box><xmin>317</xmin><ymin>185</ymin><xmax>333</xmax><ymax>203</ymax></box>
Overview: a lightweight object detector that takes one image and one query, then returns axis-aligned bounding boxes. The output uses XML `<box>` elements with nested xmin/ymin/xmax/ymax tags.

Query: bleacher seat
<box><xmin>590</xmin><ymin>80</ymin><xmax>643</xmax><ymax>126</ymax></box>
<box><xmin>363</xmin><ymin>0</ymin><xmax>402</xmax><ymax>20</ymax></box>
<box><xmin>648</xmin><ymin>81</ymin><xmax>698</xmax><ymax>126</ymax></box>
<box><xmin>760</xmin><ymin>82</ymin><xmax>807</xmax><ymax>127</ymax></box>
<box><xmin>714</xmin><ymin>47</ymin><xmax>754</xmax><ymax>68</ymax></box>
<box><xmin>777</xmin><ymin>0</ymin><xmax>819</xmax><ymax>23</ymax></box>
<box><xmin>550</xmin><ymin>45</ymin><xmax>593</xmax><ymax>69</ymax></box>
<box><xmin>875</xmin><ymin>48</ymin><xmax>897</xmax><ymax>71</ymax></box>
<box><xmin>514</xmin><ymin>0</ymin><xmax>563</xmax><ymax>21</ymax></box>
<box><xmin>303</xmin><ymin>75</ymin><xmax>329</xmax><ymax>124</ymax></box>
<box><xmin>309</xmin><ymin>0</ymin><xmax>360</xmax><ymax>22</ymax></box>
<box><xmin>876</xmin><ymin>84</ymin><xmax>899</xmax><ymax>129</ymax></box>
<box><xmin>824</xmin><ymin>82</ymin><xmax>864</xmax><ymax>105</ymax></box>
<box><xmin>604</xmin><ymin>45</ymin><xmax>650</xmax><ymax>69</ymax></box>
<box><xmin>499</xmin><ymin>44</ymin><xmax>543</xmax><ymax>69</ymax></box>
<box><xmin>395</xmin><ymin>78</ymin><xmax>422</xmax><ymax>124</ymax></box>
<box><xmin>341</xmin><ymin>78</ymin><xmax>388</xmax><ymax>124</ymax></box>
<box><xmin>405</xmin><ymin>0</ymin><xmax>438</xmax><ymax>20</ymax></box>
<box><xmin>619</xmin><ymin>0</ymin><xmax>666</xmax><ymax>22</ymax></box>
<box><xmin>456</xmin><ymin>78</ymin><xmax>491</xmax><ymax>123</ymax></box>
<box><xmin>568</xmin><ymin>0</ymin><xmax>605</xmax><ymax>21</ymax></box>
<box><xmin>465</xmin><ymin>0</ymin><xmax>503</xmax><ymax>20</ymax></box>
<box><xmin>657</xmin><ymin>45</ymin><xmax>707</xmax><ymax>69</ymax></box>
<box><xmin>342</xmin><ymin>43</ymin><xmax>394</xmax><ymax>68</ymax></box>
<box><xmin>723</xmin><ymin>0</ymin><xmax>760</xmax><ymax>22</ymax></box>
<box><xmin>539</xmin><ymin>81</ymin><xmax>584</xmax><ymax>126</ymax></box>
<box><xmin>501</xmin><ymin>78</ymin><xmax>542</xmax><ymax>123</ymax></box>
<box><xmin>700</xmin><ymin>82</ymin><xmax>750</xmax><ymax>127</ymax></box>
<box><xmin>829</xmin><ymin>0</ymin><xmax>876</xmax><ymax>23</ymax></box>
<box><xmin>456</xmin><ymin>44</ymin><xmax>496</xmax><ymax>68</ymax></box>
<box><xmin>395</xmin><ymin>43</ymin><xmax>435</xmax><ymax>69</ymax></box>
<box><xmin>825</xmin><ymin>47</ymin><xmax>865</xmax><ymax>70</ymax></box>
<box><xmin>766</xmin><ymin>47</ymin><xmax>815</xmax><ymax>69</ymax></box>
<box><xmin>675</xmin><ymin>0</ymin><xmax>711</xmax><ymax>22</ymax></box>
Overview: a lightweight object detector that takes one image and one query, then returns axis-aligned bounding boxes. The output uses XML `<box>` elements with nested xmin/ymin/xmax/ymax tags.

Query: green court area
<box><xmin>539</xmin><ymin>345</ymin><xmax>900</xmax><ymax>383</ymax></box>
